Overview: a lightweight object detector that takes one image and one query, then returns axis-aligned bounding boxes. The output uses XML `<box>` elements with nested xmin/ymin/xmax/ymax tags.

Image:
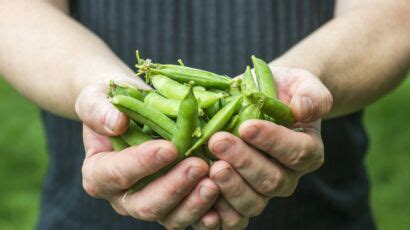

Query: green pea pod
<box><xmin>151</xmin><ymin>74</ymin><xmax>223</xmax><ymax>108</ymax></box>
<box><xmin>109</xmin><ymin>136</ymin><xmax>129</xmax><ymax>151</ymax></box>
<box><xmin>252</xmin><ymin>55</ymin><xmax>277</xmax><ymax>99</ymax></box>
<box><xmin>142</xmin><ymin>125</ymin><xmax>156</xmax><ymax>136</ymax></box>
<box><xmin>263</xmin><ymin>114</ymin><xmax>276</xmax><ymax>123</ymax></box>
<box><xmin>241</xmin><ymin>65</ymin><xmax>258</xmax><ymax>95</ymax></box>
<box><xmin>129</xmin><ymin>88</ymin><xmax>199</xmax><ymax>193</ymax></box>
<box><xmin>250</xmin><ymin>92</ymin><xmax>294</xmax><ymax>126</ymax></box>
<box><xmin>172</xmin><ymin>86</ymin><xmax>199</xmax><ymax>157</ymax></box>
<box><xmin>186</xmin><ymin>96</ymin><xmax>242</xmax><ymax>156</ymax></box>
<box><xmin>193</xmin><ymin>86</ymin><xmax>206</xmax><ymax>91</ymax></box>
<box><xmin>232</xmin><ymin>104</ymin><xmax>261</xmax><ymax>136</ymax></box>
<box><xmin>109</xmin><ymin>81</ymin><xmax>146</xmax><ymax>101</ymax></box>
<box><xmin>223</xmin><ymin>114</ymin><xmax>239</xmax><ymax>132</ymax></box>
<box><xmin>204</xmin><ymin>100</ymin><xmax>221</xmax><ymax>118</ymax></box>
<box><xmin>229</xmin><ymin>85</ymin><xmax>241</xmax><ymax>96</ymax></box>
<box><xmin>108</xmin><ymin>81</ymin><xmax>128</xmax><ymax>97</ymax></box>
<box><xmin>150</xmin><ymin>68</ymin><xmax>231</xmax><ymax>89</ymax></box>
<box><xmin>157</xmin><ymin>64</ymin><xmax>231</xmax><ymax>81</ymax></box>
<box><xmin>121</xmin><ymin>121</ymin><xmax>152</xmax><ymax>146</ymax></box>
<box><xmin>111</xmin><ymin>95</ymin><xmax>176</xmax><ymax>140</ymax></box>
<box><xmin>144</xmin><ymin>92</ymin><xmax>180</xmax><ymax>117</ymax></box>
<box><xmin>221</xmin><ymin>95</ymin><xmax>243</xmax><ymax>114</ymax></box>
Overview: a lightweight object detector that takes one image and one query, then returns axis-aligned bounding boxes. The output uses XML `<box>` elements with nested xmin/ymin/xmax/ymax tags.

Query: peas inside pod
<box><xmin>108</xmin><ymin>51</ymin><xmax>295</xmax><ymax>193</ymax></box>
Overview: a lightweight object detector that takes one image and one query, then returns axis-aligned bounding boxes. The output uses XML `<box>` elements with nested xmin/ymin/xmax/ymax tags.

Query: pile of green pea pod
<box><xmin>108</xmin><ymin>51</ymin><xmax>295</xmax><ymax>193</ymax></box>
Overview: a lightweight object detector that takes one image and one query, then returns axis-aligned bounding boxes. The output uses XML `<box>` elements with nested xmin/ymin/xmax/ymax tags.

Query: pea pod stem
<box><xmin>109</xmin><ymin>80</ymin><xmax>148</xmax><ymax>101</ymax></box>
<box><xmin>252</xmin><ymin>55</ymin><xmax>277</xmax><ymax>99</ymax></box>
<box><xmin>111</xmin><ymin>95</ymin><xmax>176</xmax><ymax>140</ymax></box>
<box><xmin>186</xmin><ymin>96</ymin><xmax>242</xmax><ymax>156</ymax></box>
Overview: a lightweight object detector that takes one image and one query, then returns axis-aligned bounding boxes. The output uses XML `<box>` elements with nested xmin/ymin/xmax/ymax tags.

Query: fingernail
<box><xmin>105</xmin><ymin>109</ymin><xmax>120</xmax><ymax>132</ymax></box>
<box><xmin>214</xmin><ymin>168</ymin><xmax>231</xmax><ymax>183</ymax></box>
<box><xmin>188</xmin><ymin>166</ymin><xmax>205</xmax><ymax>181</ymax></box>
<box><xmin>156</xmin><ymin>148</ymin><xmax>175</xmax><ymax>163</ymax></box>
<box><xmin>301</xmin><ymin>96</ymin><xmax>313</xmax><ymax>121</ymax></box>
<box><xmin>212</xmin><ymin>139</ymin><xmax>230</xmax><ymax>154</ymax></box>
<box><xmin>242</xmin><ymin>125</ymin><xmax>259</xmax><ymax>139</ymax></box>
<box><xmin>199</xmin><ymin>185</ymin><xmax>218</xmax><ymax>200</ymax></box>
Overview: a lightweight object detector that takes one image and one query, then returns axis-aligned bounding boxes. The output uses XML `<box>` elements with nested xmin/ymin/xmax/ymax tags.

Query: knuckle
<box><xmin>226</xmin><ymin>180</ymin><xmax>245</xmax><ymax>199</ymax></box>
<box><xmin>107</xmin><ymin>162</ymin><xmax>132</xmax><ymax>189</ymax></box>
<box><xmin>261</xmin><ymin>137</ymin><xmax>278</xmax><ymax>154</ymax></box>
<box><xmin>279</xmin><ymin>176</ymin><xmax>299</xmax><ymax>197</ymax></box>
<box><xmin>82</xmin><ymin>180</ymin><xmax>101</xmax><ymax>198</ymax></box>
<box><xmin>225</xmin><ymin>217</ymin><xmax>249</xmax><ymax>230</ymax></box>
<box><xmin>310</xmin><ymin>154</ymin><xmax>325</xmax><ymax>171</ymax></box>
<box><xmin>288</xmin><ymin>149</ymin><xmax>311</xmax><ymax>169</ymax></box>
<box><xmin>165</xmin><ymin>181</ymin><xmax>187</xmax><ymax>198</ymax></box>
<box><xmin>260</xmin><ymin>173</ymin><xmax>285</xmax><ymax>196</ymax></box>
<box><xmin>135</xmin><ymin>150</ymin><xmax>159</xmax><ymax>174</ymax></box>
<box><xmin>163</xmin><ymin>221</ymin><xmax>186</xmax><ymax>230</ymax></box>
<box><xmin>110</xmin><ymin>203</ymin><xmax>128</xmax><ymax>216</ymax></box>
<box><xmin>248</xmin><ymin>199</ymin><xmax>267</xmax><ymax>217</ymax></box>
<box><xmin>133</xmin><ymin>205</ymin><xmax>163</xmax><ymax>221</ymax></box>
<box><xmin>287</xmin><ymin>140</ymin><xmax>317</xmax><ymax>170</ymax></box>
<box><xmin>233</xmin><ymin>154</ymin><xmax>252</xmax><ymax>170</ymax></box>
<box><xmin>281</xmin><ymin>185</ymin><xmax>297</xmax><ymax>197</ymax></box>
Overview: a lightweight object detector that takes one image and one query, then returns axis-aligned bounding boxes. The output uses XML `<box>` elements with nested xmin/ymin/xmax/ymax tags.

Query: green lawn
<box><xmin>0</xmin><ymin>75</ymin><xmax>409</xmax><ymax>229</ymax></box>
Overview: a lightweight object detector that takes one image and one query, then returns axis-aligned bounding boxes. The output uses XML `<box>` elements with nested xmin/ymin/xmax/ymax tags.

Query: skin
<box><xmin>1</xmin><ymin>0</ymin><xmax>409</xmax><ymax>229</ymax></box>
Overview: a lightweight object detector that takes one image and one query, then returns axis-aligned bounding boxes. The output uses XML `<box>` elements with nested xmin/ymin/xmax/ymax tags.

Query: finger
<box><xmin>81</xmin><ymin>140</ymin><xmax>178</xmax><ymax>198</ymax></box>
<box><xmin>75</xmin><ymin>83</ymin><xmax>129</xmax><ymax>136</ymax></box>
<box><xmin>287</xmin><ymin>71</ymin><xmax>333</xmax><ymax>122</ymax></box>
<box><xmin>209</xmin><ymin>161</ymin><xmax>268</xmax><ymax>216</ymax></box>
<box><xmin>160</xmin><ymin>178</ymin><xmax>219</xmax><ymax>229</ymax></box>
<box><xmin>118</xmin><ymin>157</ymin><xmax>209</xmax><ymax>221</ymax></box>
<box><xmin>209</xmin><ymin>132</ymin><xmax>298</xmax><ymax>197</ymax></box>
<box><xmin>214</xmin><ymin>198</ymin><xmax>249</xmax><ymax>230</ymax></box>
<box><xmin>83</xmin><ymin>124</ymin><xmax>113</xmax><ymax>154</ymax></box>
<box><xmin>192</xmin><ymin>210</ymin><xmax>221</xmax><ymax>230</ymax></box>
<box><xmin>239</xmin><ymin>120</ymin><xmax>324</xmax><ymax>173</ymax></box>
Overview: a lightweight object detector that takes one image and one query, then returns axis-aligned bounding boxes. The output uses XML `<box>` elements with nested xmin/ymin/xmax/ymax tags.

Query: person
<box><xmin>1</xmin><ymin>0</ymin><xmax>409</xmax><ymax>229</ymax></box>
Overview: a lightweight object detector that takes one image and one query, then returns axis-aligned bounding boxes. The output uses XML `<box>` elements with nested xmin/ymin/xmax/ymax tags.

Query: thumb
<box><xmin>290</xmin><ymin>78</ymin><xmax>333</xmax><ymax>123</ymax></box>
<box><xmin>75</xmin><ymin>83</ymin><xmax>129</xmax><ymax>136</ymax></box>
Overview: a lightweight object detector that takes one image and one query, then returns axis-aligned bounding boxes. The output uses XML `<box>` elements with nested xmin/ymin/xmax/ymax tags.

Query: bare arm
<box><xmin>0</xmin><ymin>0</ymin><xmax>146</xmax><ymax>119</ymax></box>
<box><xmin>273</xmin><ymin>0</ymin><xmax>410</xmax><ymax>118</ymax></box>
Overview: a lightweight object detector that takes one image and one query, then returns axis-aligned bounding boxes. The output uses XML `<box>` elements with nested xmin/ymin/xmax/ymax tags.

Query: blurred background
<box><xmin>0</xmin><ymin>74</ymin><xmax>409</xmax><ymax>229</ymax></box>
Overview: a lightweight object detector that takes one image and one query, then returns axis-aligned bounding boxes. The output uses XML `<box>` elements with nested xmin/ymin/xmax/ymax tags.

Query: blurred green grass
<box><xmin>0</xmin><ymin>74</ymin><xmax>409</xmax><ymax>229</ymax></box>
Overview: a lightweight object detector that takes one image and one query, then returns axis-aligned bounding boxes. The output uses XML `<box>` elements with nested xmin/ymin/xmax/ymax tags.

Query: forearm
<box><xmin>0</xmin><ymin>1</ymin><xmax>146</xmax><ymax>119</ymax></box>
<box><xmin>272</xmin><ymin>2</ymin><xmax>410</xmax><ymax>118</ymax></box>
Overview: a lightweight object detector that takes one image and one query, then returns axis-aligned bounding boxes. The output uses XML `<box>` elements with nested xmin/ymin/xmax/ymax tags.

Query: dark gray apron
<box><xmin>38</xmin><ymin>1</ymin><xmax>375</xmax><ymax>229</ymax></box>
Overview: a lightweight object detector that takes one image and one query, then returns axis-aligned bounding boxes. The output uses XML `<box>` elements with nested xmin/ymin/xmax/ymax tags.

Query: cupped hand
<box><xmin>75</xmin><ymin>82</ymin><xmax>221</xmax><ymax>229</ymax></box>
<box><xmin>207</xmin><ymin>67</ymin><xmax>333</xmax><ymax>229</ymax></box>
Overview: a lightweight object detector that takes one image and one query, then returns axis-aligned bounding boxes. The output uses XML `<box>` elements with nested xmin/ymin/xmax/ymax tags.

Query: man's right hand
<box><xmin>75</xmin><ymin>83</ymin><xmax>221</xmax><ymax>229</ymax></box>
